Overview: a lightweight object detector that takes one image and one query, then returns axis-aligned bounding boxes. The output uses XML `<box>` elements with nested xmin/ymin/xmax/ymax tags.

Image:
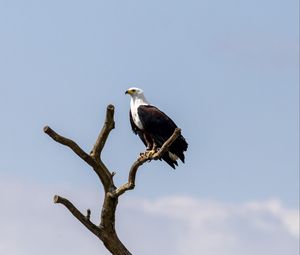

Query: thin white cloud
<box><xmin>0</xmin><ymin>178</ymin><xmax>298</xmax><ymax>255</ymax></box>
<box><xmin>244</xmin><ymin>199</ymin><xmax>299</xmax><ymax>238</ymax></box>
<box><xmin>120</xmin><ymin>196</ymin><xmax>299</xmax><ymax>255</ymax></box>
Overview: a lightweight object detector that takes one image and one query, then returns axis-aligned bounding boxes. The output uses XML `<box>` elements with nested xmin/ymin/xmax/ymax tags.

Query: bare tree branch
<box><xmin>43</xmin><ymin>126</ymin><xmax>97</xmax><ymax>168</ymax></box>
<box><xmin>111</xmin><ymin>128</ymin><xmax>181</xmax><ymax>197</ymax></box>
<box><xmin>53</xmin><ymin>195</ymin><xmax>103</xmax><ymax>238</ymax></box>
<box><xmin>90</xmin><ymin>104</ymin><xmax>115</xmax><ymax>161</ymax></box>
<box><xmin>43</xmin><ymin>124</ymin><xmax>113</xmax><ymax>192</ymax></box>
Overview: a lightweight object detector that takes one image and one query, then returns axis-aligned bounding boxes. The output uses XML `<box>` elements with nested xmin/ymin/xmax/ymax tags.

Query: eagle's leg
<box><xmin>152</xmin><ymin>143</ymin><xmax>159</xmax><ymax>152</ymax></box>
<box><xmin>143</xmin><ymin>133</ymin><xmax>153</xmax><ymax>151</ymax></box>
<box><xmin>141</xmin><ymin>133</ymin><xmax>159</xmax><ymax>158</ymax></box>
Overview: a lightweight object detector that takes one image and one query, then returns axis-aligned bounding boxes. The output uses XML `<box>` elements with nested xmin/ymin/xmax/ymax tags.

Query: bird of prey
<box><xmin>125</xmin><ymin>87</ymin><xmax>188</xmax><ymax>169</ymax></box>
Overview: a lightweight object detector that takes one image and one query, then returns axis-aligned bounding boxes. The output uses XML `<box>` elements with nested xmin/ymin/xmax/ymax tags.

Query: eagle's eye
<box><xmin>131</xmin><ymin>89</ymin><xmax>136</xmax><ymax>93</ymax></box>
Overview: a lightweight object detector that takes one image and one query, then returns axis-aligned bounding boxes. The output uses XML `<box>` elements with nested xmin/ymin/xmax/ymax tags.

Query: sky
<box><xmin>0</xmin><ymin>0</ymin><xmax>299</xmax><ymax>254</ymax></box>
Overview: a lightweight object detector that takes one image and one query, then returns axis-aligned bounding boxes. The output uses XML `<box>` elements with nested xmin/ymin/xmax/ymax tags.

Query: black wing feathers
<box><xmin>138</xmin><ymin>105</ymin><xmax>188</xmax><ymax>165</ymax></box>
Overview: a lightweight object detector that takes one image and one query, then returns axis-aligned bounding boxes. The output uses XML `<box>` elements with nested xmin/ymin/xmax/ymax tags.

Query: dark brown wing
<box><xmin>138</xmin><ymin>105</ymin><xmax>188</xmax><ymax>163</ymax></box>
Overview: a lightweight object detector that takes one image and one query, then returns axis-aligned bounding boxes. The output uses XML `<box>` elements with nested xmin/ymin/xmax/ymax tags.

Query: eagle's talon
<box><xmin>140</xmin><ymin>150</ymin><xmax>154</xmax><ymax>159</ymax></box>
<box><xmin>147</xmin><ymin>149</ymin><xmax>156</xmax><ymax>158</ymax></box>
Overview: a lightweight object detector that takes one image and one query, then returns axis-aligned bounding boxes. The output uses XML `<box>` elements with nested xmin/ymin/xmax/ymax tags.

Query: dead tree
<box><xmin>43</xmin><ymin>104</ymin><xmax>181</xmax><ymax>255</ymax></box>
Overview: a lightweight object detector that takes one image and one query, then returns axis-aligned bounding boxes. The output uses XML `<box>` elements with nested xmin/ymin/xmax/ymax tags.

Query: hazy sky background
<box><xmin>0</xmin><ymin>0</ymin><xmax>299</xmax><ymax>254</ymax></box>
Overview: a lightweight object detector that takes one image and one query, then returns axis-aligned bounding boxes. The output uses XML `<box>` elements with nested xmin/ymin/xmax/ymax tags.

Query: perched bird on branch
<box><xmin>125</xmin><ymin>87</ymin><xmax>188</xmax><ymax>169</ymax></box>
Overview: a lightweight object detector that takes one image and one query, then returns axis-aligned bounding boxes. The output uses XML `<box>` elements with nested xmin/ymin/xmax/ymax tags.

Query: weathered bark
<box><xmin>44</xmin><ymin>104</ymin><xmax>181</xmax><ymax>255</ymax></box>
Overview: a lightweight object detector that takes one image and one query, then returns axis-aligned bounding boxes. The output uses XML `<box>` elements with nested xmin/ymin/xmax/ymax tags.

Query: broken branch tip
<box><xmin>43</xmin><ymin>126</ymin><xmax>50</xmax><ymax>133</ymax></box>
<box><xmin>53</xmin><ymin>195</ymin><xmax>59</xmax><ymax>203</ymax></box>
<box><xmin>107</xmin><ymin>104</ymin><xmax>114</xmax><ymax>110</ymax></box>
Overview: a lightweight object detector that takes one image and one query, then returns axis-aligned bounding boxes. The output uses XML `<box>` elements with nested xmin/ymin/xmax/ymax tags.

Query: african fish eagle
<box><xmin>125</xmin><ymin>87</ymin><xmax>188</xmax><ymax>169</ymax></box>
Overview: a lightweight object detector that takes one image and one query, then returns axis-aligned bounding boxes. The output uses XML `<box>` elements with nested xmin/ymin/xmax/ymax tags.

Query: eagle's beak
<box><xmin>125</xmin><ymin>90</ymin><xmax>130</xmax><ymax>95</ymax></box>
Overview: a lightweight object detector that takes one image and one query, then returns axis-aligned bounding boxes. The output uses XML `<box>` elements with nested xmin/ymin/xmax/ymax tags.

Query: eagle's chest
<box><xmin>131</xmin><ymin>107</ymin><xmax>144</xmax><ymax>130</ymax></box>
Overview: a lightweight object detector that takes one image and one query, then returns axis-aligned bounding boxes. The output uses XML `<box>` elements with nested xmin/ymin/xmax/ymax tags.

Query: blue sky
<box><xmin>0</xmin><ymin>0</ymin><xmax>299</xmax><ymax>254</ymax></box>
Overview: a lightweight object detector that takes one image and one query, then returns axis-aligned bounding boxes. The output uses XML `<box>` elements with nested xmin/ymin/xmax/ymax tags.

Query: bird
<box><xmin>125</xmin><ymin>87</ymin><xmax>188</xmax><ymax>169</ymax></box>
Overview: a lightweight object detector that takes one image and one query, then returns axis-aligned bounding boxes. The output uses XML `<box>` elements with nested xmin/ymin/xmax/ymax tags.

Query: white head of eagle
<box><xmin>125</xmin><ymin>87</ymin><xmax>188</xmax><ymax>169</ymax></box>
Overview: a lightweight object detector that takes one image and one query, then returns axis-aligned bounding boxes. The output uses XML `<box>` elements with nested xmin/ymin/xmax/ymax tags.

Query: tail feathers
<box><xmin>169</xmin><ymin>135</ymin><xmax>188</xmax><ymax>163</ymax></box>
<box><xmin>175</xmin><ymin>151</ymin><xmax>185</xmax><ymax>163</ymax></box>
<box><xmin>177</xmin><ymin>135</ymin><xmax>188</xmax><ymax>151</ymax></box>
<box><xmin>161</xmin><ymin>154</ymin><xmax>178</xmax><ymax>169</ymax></box>
<box><xmin>148</xmin><ymin>133</ymin><xmax>188</xmax><ymax>169</ymax></box>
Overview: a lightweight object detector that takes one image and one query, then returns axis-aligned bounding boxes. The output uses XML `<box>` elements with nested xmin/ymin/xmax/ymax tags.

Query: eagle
<box><xmin>125</xmin><ymin>87</ymin><xmax>188</xmax><ymax>169</ymax></box>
